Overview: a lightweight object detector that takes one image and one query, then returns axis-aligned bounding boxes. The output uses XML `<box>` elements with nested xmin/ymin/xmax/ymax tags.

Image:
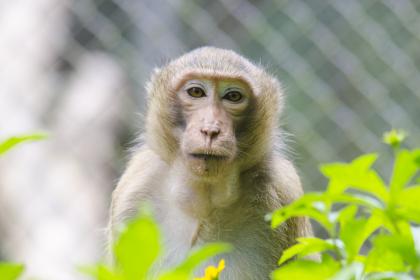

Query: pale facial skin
<box><xmin>177</xmin><ymin>78</ymin><xmax>252</xmax><ymax>177</ymax></box>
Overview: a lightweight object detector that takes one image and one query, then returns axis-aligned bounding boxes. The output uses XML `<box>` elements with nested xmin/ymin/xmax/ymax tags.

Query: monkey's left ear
<box><xmin>145</xmin><ymin>67</ymin><xmax>162</xmax><ymax>95</ymax></box>
<box><xmin>152</xmin><ymin>67</ymin><xmax>162</xmax><ymax>75</ymax></box>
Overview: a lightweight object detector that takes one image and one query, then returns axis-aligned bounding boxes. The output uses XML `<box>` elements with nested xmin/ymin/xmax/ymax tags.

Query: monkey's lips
<box><xmin>186</xmin><ymin>150</ymin><xmax>232</xmax><ymax>176</ymax></box>
<box><xmin>189</xmin><ymin>153</ymin><xmax>229</xmax><ymax>161</ymax></box>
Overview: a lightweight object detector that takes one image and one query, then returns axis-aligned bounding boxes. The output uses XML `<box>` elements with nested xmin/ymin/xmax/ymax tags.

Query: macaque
<box><xmin>109</xmin><ymin>47</ymin><xmax>313</xmax><ymax>279</ymax></box>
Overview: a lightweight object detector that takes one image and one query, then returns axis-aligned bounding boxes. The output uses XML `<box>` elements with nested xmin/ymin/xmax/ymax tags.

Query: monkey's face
<box><xmin>177</xmin><ymin>78</ymin><xmax>251</xmax><ymax>177</ymax></box>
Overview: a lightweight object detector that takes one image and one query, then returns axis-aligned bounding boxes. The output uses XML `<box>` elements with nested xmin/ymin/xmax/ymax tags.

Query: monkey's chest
<box><xmin>154</xmin><ymin>204</ymin><xmax>278</xmax><ymax>279</ymax></box>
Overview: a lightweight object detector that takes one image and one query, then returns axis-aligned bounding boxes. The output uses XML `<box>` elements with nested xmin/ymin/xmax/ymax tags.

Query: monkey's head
<box><xmin>145</xmin><ymin>47</ymin><xmax>283</xmax><ymax>177</ymax></box>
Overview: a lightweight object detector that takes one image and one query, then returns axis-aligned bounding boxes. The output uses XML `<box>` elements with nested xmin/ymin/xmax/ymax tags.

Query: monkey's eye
<box><xmin>187</xmin><ymin>87</ymin><xmax>206</xmax><ymax>98</ymax></box>
<box><xmin>223</xmin><ymin>91</ymin><xmax>243</xmax><ymax>103</ymax></box>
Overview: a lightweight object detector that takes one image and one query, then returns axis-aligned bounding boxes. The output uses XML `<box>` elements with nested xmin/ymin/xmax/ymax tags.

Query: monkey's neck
<box><xmin>167</xmin><ymin>159</ymin><xmax>240</xmax><ymax>219</ymax></box>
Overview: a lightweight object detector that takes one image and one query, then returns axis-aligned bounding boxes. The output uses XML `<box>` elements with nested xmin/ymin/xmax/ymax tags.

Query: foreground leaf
<box><xmin>339</xmin><ymin>213</ymin><xmax>382</xmax><ymax>262</ymax></box>
<box><xmin>0</xmin><ymin>133</ymin><xmax>47</xmax><ymax>155</ymax></box>
<box><xmin>278</xmin><ymin>237</ymin><xmax>335</xmax><ymax>265</ymax></box>
<box><xmin>330</xmin><ymin>262</ymin><xmax>364</xmax><ymax>280</ymax></box>
<box><xmin>114</xmin><ymin>211</ymin><xmax>160</xmax><ymax>279</ymax></box>
<box><xmin>365</xmin><ymin>234</ymin><xmax>417</xmax><ymax>273</ymax></box>
<box><xmin>268</xmin><ymin>193</ymin><xmax>332</xmax><ymax>232</ymax></box>
<box><xmin>390</xmin><ymin>149</ymin><xmax>420</xmax><ymax>196</ymax></box>
<box><xmin>272</xmin><ymin>257</ymin><xmax>340</xmax><ymax>280</ymax></box>
<box><xmin>395</xmin><ymin>186</ymin><xmax>420</xmax><ymax>224</ymax></box>
<box><xmin>0</xmin><ymin>263</ymin><xmax>24</xmax><ymax>280</ymax></box>
<box><xmin>81</xmin><ymin>265</ymin><xmax>121</xmax><ymax>280</ymax></box>
<box><xmin>321</xmin><ymin>154</ymin><xmax>389</xmax><ymax>202</ymax></box>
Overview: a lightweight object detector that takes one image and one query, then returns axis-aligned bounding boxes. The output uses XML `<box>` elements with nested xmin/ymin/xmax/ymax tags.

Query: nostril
<box><xmin>201</xmin><ymin>127</ymin><xmax>220</xmax><ymax>139</ymax></box>
<box><xmin>210</xmin><ymin>129</ymin><xmax>220</xmax><ymax>139</ymax></box>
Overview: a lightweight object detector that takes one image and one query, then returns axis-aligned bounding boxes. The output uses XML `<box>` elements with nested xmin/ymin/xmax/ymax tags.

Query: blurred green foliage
<box><xmin>0</xmin><ymin>133</ymin><xmax>47</xmax><ymax>155</ymax></box>
<box><xmin>268</xmin><ymin>129</ymin><xmax>420</xmax><ymax>279</ymax></box>
<box><xmin>0</xmin><ymin>133</ymin><xmax>47</xmax><ymax>280</ymax></box>
<box><xmin>0</xmin><ymin>263</ymin><xmax>24</xmax><ymax>280</ymax></box>
<box><xmin>85</xmin><ymin>207</ymin><xmax>230</xmax><ymax>280</ymax></box>
<box><xmin>2</xmin><ymin>129</ymin><xmax>419</xmax><ymax>280</ymax></box>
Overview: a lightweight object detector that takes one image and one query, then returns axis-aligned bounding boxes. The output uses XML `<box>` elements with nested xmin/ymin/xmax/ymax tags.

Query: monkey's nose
<box><xmin>200</xmin><ymin>126</ymin><xmax>220</xmax><ymax>140</ymax></box>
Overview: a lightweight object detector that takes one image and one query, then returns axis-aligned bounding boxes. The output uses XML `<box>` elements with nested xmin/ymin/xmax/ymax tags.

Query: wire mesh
<box><xmin>1</xmin><ymin>0</ymin><xmax>419</xmax><ymax>279</ymax></box>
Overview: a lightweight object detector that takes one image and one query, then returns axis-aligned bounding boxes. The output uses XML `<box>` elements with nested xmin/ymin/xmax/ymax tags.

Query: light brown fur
<box><xmin>108</xmin><ymin>47</ymin><xmax>313</xmax><ymax>279</ymax></box>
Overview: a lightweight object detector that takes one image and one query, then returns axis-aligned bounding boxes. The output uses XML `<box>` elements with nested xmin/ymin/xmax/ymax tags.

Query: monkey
<box><xmin>108</xmin><ymin>47</ymin><xmax>313</xmax><ymax>279</ymax></box>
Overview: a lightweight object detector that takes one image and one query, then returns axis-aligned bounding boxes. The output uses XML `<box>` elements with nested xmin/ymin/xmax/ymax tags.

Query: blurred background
<box><xmin>1</xmin><ymin>0</ymin><xmax>419</xmax><ymax>279</ymax></box>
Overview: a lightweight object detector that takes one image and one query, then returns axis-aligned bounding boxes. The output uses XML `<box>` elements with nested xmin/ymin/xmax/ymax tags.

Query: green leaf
<box><xmin>278</xmin><ymin>237</ymin><xmax>335</xmax><ymax>265</ymax></box>
<box><xmin>365</xmin><ymin>247</ymin><xmax>406</xmax><ymax>273</ymax></box>
<box><xmin>321</xmin><ymin>154</ymin><xmax>389</xmax><ymax>202</ymax></box>
<box><xmin>0</xmin><ymin>133</ymin><xmax>47</xmax><ymax>155</ymax></box>
<box><xmin>0</xmin><ymin>263</ymin><xmax>24</xmax><ymax>280</ymax></box>
<box><xmin>269</xmin><ymin>191</ymin><xmax>383</xmax><ymax>234</ymax></box>
<box><xmin>390</xmin><ymin>149</ymin><xmax>420</xmax><ymax>196</ymax></box>
<box><xmin>321</xmin><ymin>154</ymin><xmax>378</xmax><ymax>180</ymax></box>
<box><xmin>81</xmin><ymin>265</ymin><xmax>121</xmax><ymax>280</ymax></box>
<box><xmin>337</xmin><ymin>205</ymin><xmax>358</xmax><ymax>224</ymax></box>
<box><xmin>159</xmin><ymin>243</ymin><xmax>231</xmax><ymax>280</ymax></box>
<box><xmin>330</xmin><ymin>193</ymin><xmax>383</xmax><ymax>211</ymax></box>
<box><xmin>330</xmin><ymin>262</ymin><xmax>364</xmax><ymax>280</ymax></box>
<box><xmin>397</xmin><ymin>185</ymin><xmax>420</xmax><ymax>210</ymax></box>
<box><xmin>272</xmin><ymin>256</ymin><xmax>340</xmax><ymax>280</ymax></box>
<box><xmin>339</xmin><ymin>213</ymin><xmax>382</xmax><ymax>262</ymax></box>
<box><xmin>365</xmin><ymin>234</ymin><xmax>417</xmax><ymax>273</ymax></box>
<box><xmin>395</xmin><ymin>186</ymin><xmax>420</xmax><ymax>223</ymax></box>
<box><xmin>383</xmin><ymin>129</ymin><xmax>407</xmax><ymax>149</ymax></box>
<box><xmin>114</xmin><ymin>210</ymin><xmax>161</xmax><ymax>280</ymax></box>
<box><xmin>268</xmin><ymin>193</ymin><xmax>332</xmax><ymax>232</ymax></box>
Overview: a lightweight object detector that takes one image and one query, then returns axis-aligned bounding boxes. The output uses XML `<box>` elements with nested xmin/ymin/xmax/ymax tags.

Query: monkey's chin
<box><xmin>186</xmin><ymin>153</ymin><xmax>231</xmax><ymax>178</ymax></box>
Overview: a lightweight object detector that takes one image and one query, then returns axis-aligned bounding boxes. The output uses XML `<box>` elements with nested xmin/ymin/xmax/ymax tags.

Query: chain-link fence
<box><xmin>1</xmin><ymin>0</ymin><xmax>419</xmax><ymax>279</ymax></box>
<box><xmin>71</xmin><ymin>0</ymin><xmax>420</xmax><ymax>186</ymax></box>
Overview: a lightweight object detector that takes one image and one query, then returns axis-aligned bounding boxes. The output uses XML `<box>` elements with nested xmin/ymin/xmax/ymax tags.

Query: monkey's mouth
<box><xmin>189</xmin><ymin>153</ymin><xmax>229</xmax><ymax>161</ymax></box>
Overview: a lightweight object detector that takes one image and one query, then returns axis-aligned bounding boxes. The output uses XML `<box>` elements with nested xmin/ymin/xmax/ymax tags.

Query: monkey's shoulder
<box><xmin>116</xmin><ymin>147</ymin><xmax>167</xmax><ymax>188</ymax></box>
<box><xmin>110</xmin><ymin>147</ymin><xmax>167</xmax><ymax>223</ymax></box>
<box><xmin>242</xmin><ymin>155</ymin><xmax>303</xmax><ymax>209</ymax></box>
